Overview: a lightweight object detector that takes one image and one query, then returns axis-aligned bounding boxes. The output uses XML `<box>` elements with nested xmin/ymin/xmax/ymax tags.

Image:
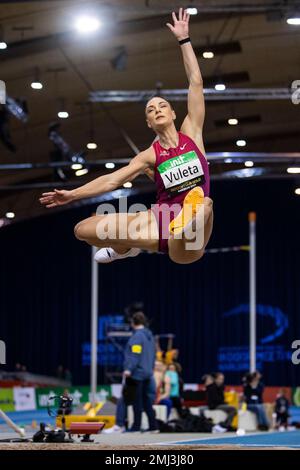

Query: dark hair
<box><xmin>131</xmin><ymin>311</ymin><xmax>148</xmax><ymax>326</ymax></box>
<box><xmin>145</xmin><ymin>95</ymin><xmax>173</xmax><ymax>110</ymax></box>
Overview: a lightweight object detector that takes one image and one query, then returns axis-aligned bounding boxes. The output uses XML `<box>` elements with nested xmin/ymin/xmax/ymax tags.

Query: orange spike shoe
<box><xmin>169</xmin><ymin>186</ymin><xmax>205</xmax><ymax>236</ymax></box>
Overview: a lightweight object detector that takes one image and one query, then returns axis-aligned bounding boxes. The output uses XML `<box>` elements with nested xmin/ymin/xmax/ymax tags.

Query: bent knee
<box><xmin>168</xmin><ymin>248</ymin><xmax>205</xmax><ymax>265</ymax></box>
<box><xmin>74</xmin><ymin>221</ymin><xmax>87</xmax><ymax>240</ymax></box>
<box><xmin>204</xmin><ymin>197</ymin><xmax>213</xmax><ymax>209</ymax></box>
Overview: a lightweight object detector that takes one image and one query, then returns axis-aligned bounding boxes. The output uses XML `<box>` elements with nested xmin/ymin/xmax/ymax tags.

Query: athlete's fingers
<box><xmin>46</xmin><ymin>203</ymin><xmax>57</xmax><ymax>208</ymax></box>
<box><xmin>41</xmin><ymin>192</ymin><xmax>55</xmax><ymax>197</ymax></box>
<box><xmin>186</xmin><ymin>13</ymin><xmax>190</xmax><ymax>24</ymax></box>
<box><xmin>179</xmin><ymin>7</ymin><xmax>183</xmax><ymax>21</ymax></box>
<box><xmin>172</xmin><ymin>11</ymin><xmax>177</xmax><ymax>23</ymax></box>
<box><xmin>166</xmin><ymin>23</ymin><xmax>175</xmax><ymax>32</ymax></box>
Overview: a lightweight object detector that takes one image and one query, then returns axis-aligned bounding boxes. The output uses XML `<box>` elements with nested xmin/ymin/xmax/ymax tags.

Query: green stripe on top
<box><xmin>157</xmin><ymin>151</ymin><xmax>198</xmax><ymax>174</ymax></box>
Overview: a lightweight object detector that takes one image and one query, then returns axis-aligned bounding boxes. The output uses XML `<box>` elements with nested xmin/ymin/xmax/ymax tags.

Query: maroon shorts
<box><xmin>150</xmin><ymin>202</ymin><xmax>182</xmax><ymax>254</ymax></box>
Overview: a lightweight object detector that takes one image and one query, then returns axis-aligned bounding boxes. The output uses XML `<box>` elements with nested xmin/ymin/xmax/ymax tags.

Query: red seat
<box><xmin>69</xmin><ymin>422</ymin><xmax>105</xmax><ymax>435</ymax></box>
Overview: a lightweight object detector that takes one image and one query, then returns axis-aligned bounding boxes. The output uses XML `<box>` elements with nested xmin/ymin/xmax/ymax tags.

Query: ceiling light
<box><xmin>228</xmin><ymin>118</ymin><xmax>238</xmax><ymax>125</ymax></box>
<box><xmin>31</xmin><ymin>81</ymin><xmax>43</xmax><ymax>90</ymax></box>
<box><xmin>105</xmin><ymin>162</ymin><xmax>115</xmax><ymax>169</ymax></box>
<box><xmin>87</xmin><ymin>142</ymin><xmax>97</xmax><ymax>150</ymax></box>
<box><xmin>75</xmin><ymin>16</ymin><xmax>101</xmax><ymax>34</ymax></box>
<box><xmin>215</xmin><ymin>83</ymin><xmax>226</xmax><ymax>91</ymax></box>
<box><xmin>287</xmin><ymin>167</ymin><xmax>300</xmax><ymax>174</ymax></box>
<box><xmin>287</xmin><ymin>13</ymin><xmax>300</xmax><ymax>25</ymax></box>
<box><xmin>58</xmin><ymin>111</ymin><xmax>69</xmax><ymax>119</ymax></box>
<box><xmin>236</xmin><ymin>139</ymin><xmax>246</xmax><ymax>147</ymax></box>
<box><xmin>245</xmin><ymin>160</ymin><xmax>253</xmax><ymax>167</ymax></box>
<box><xmin>6</xmin><ymin>212</ymin><xmax>15</xmax><ymax>219</ymax></box>
<box><xmin>186</xmin><ymin>7</ymin><xmax>198</xmax><ymax>15</ymax></box>
<box><xmin>75</xmin><ymin>168</ymin><xmax>89</xmax><ymax>176</ymax></box>
<box><xmin>71</xmin><ymin>163</ymin><xmax>83</xmax><ymax>170</ymax></box>
<box><xmin>295</xmin><ymin>188</ymin><xmax>300</xmax><ymax>195</ymax></box>
<box><xmin>0</xmin><ymin>42</ymin><xmax>7</xmax><ymax>50</ymax></box>
<box><xmin>123</xmin><ymin>182</ymin><xmax>132</xmax><ymax>188</ymax></box>
<box><xmin>203</xmin><ymin>51</ymin><xmax>214</xmax><ymax>59</ymax></box>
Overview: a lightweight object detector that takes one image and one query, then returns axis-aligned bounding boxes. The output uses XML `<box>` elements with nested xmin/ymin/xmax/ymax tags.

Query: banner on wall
<box><xmin>217</xmin><ymin>304</ymin><xmax>291</xmax><ymax>373</ymax></box>
<box><xmin>35</xmin><ymin>385</ymin><xmax>112</xmax><ymax>409</ymax></box>
<box><xmin>293</xmin><ymin>387</ymin><xmax>300</xmax><ymax>406</ymax></box>
<box><xmin>0</xmin><ymin>388</ymin><xmax>14</xmax><ymax>411</ymax></box>
<box><xmin>13</xmin><ymin>387</ymin><xmax>36</xmax><ymax>411</ymax></box>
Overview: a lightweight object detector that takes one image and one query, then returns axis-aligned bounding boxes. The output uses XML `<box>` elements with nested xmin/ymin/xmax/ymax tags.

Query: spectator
<box><xmin>123</xmin><ymin>312</ymin><xmax>157</xmax><ymax>432</ymax></box>
<box><xmin>165</xmin><ymin>363</ymin><xmax>183</xmax><ymax>417</ymax></box>
<box><xmin>206</xmin><ymin>372</ymin><xmax>237</xmax><ymax>432</ymax></box>
<box><xmin>274</xmin><ymin>388</ymin><xmax>290</xmax><ymax>430</ymax></box>
<box><xmin>243</xmin><ymin>371</ymin><xmax>269</xmax><ymax>431</ymax></box>
<box><xmin>154</xmin><ymin>360</ymin><xmax>173</xmax><ymax>417</ymax></box>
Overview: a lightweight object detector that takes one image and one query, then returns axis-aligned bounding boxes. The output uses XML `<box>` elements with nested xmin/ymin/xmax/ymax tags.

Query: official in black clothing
<box><xmin>205</xmin><ymin>372</ymin><xmax>237</xmax><ymax>430</ymax></box>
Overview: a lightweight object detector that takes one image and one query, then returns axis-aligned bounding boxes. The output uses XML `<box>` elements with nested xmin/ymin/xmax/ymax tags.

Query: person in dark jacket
<box><xmin>274</xmin><ymin>388</ymin><xmax>290</xmax><ymax>429</ymax></box>
<box><xmin>123</xmin><ymin>311</ymin><xmax>157</xmax><ymax>432</ymax></box>
<box><xmin>205</xmin><ymin>372</ymin><xmax>237</xmax><ymax>431</ymax></box>
<box><xmin>243</xmin><ymin>371</ymin><xmax>269</xmax><ymax>430</ymax></box>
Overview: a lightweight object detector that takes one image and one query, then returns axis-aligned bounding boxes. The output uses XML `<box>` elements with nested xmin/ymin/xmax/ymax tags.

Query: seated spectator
<box><xmin>205</xmin><ymin>372</ymin><xmax>237</xmax><ymax>432</ymax></box>
<box><xmin>165</xmin><ymin>363</ymin><xmax>183</xmax><ymax>417</ymax></box>
<box><xmin>243</xmin><ymin>371</ymin><xmax>269</xmax><ymax>431</ymax></box>
<box><xmin>154</xmin><ymin>360</ymin><xmax>173</xmax><ymax>418</ymax></box>
<box><xmin>274</xmin><ymin>388</ymin><xmax>290</xmax><ymax>430</ymax></box>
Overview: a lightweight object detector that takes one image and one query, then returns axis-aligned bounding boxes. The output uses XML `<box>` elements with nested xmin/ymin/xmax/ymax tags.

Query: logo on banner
<box><xmin>218</xmin><ymin>304</ymin><xmax>290</xmax><ymax>372</ymax></box>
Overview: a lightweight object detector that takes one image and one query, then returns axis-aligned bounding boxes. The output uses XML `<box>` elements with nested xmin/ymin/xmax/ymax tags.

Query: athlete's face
<box><xmin>145</xmin><ymin>97</ymin><xmax>176</xmax><ymax>131</ymax></box>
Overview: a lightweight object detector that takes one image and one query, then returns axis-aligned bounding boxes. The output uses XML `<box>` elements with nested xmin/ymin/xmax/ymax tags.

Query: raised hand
<box><xmin>166</xmin><ymin>8</ymin><xmax>190</xmax><ymax>41</ymax></box>
<box><xmin>39</xmin><ymin>188</ymin><xmax>75</xmax><ymax>208</ymax></box>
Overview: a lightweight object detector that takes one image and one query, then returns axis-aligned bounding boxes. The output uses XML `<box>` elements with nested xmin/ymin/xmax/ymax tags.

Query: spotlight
<box><xmin>287</xmin><ymin>13</ymin><xmax>300</xmax><ymax>25</ymax></box>
<box><xmin>287</xmin><ymin>167</ymin><xmax>300</xmax><ymax>174</ymax></box>
<box><xmin>31</xmin><ymin>67</ymin><xmax>43</xmax><ymax>90</ymax></box>
<box><xmin>123</xmin><ymin>182</ymin><xmax>132</xmax><ymax>188</ymax></box>
<box><xmin>215</xmin><ymin>83</ymin><xmax>226</xmax><ymax>91</ymax></box>
<box><xmin>87</xmin><ymin>142</ymin><xmax>97</xmax><ymax>150</ymax></box>
<box><xmin>236</xmin><ymin>139</ymin><xmax>246</xmax><ymax>147</ymax></box>
<box><xmin>58</xmin><ymin>111</ymin><xmax>69</xmax><ymax>119</ymax></box>
<box><xmin>245</xmin><ymin>160</ymin><xmax>253</xmax><ymax>167</ymax></box>
<box><xmin>228</xmin><ymin>118</ymin><xmax>238</xmax><ymax>125</ymax></box>
<box><xmin>224</xmin><ymin>158</ymin><xmax>233</xmax><ymax>163</ymax></box>
<box><xmin>295</xmin><ymin>188</ymin><xmax>300</xmax><ymax>195</ymax></box>
<box><xmin>203</xmin><ymin>51</ymin><xmax>214</xmax><ymax>59</ymax></box>
<box><xmin>31</xmin><ymin>81</ymin><xmax>43</xmax><ymax>90</ymax></box>
<box><xmin>0</xmin><ymin>42</ymin><xmax>7</xmax><ymax>50</ymax></box>
<box><xmin>6</xmin><ymin>212</ymin><xmax>15</xmax><ymax>219</ymax></box>
<box><xmin>186</xmin><ymin>7</ymin><xmax>198</xmax><ymax>15</ymax></box>
<box><xmin>75</xmin><ymin>16</ymin><xmax>101</xmax><ymax>34</ymax></box>
<box><xmin>105</xmin><ymin>162</ymin><xmax>115</xmax><ymax>169</ymax></box>
<box><xmin>75</xmin><ymin>168</ymin><xmax>89</xmax><ymax>176</ymax></box>
<box><xmin>71</xmin><ymin>163</ymin><xmax>83</xmax><ymax>170</ymax></box>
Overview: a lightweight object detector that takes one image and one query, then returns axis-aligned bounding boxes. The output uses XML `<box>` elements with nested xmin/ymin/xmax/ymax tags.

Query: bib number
<box><xmin>157</xmin><ymin>150</ymin><xmax>205</xmax><ymax>195</ymax></box>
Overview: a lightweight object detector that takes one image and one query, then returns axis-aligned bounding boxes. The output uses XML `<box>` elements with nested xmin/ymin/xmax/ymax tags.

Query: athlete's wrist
<box><xmin>70</xmin><ymin>188</ymin><xmax>80</xmax><ymax>201</ymax></box>
<box><xmin>178</xmin><ymin>36</ymin><xmax>191</xmax><ymax>45</ymax></box>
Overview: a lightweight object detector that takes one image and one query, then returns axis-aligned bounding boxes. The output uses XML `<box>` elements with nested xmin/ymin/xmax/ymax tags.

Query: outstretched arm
<box><xmin>167</xmin><ymin>8</ymin><xmax>205</xmax><ymax>139</ymax></box>
<box><xmin>40</xmin><ymin>148</ymin><xmax>154</xmax><ymax>208</ymax></box>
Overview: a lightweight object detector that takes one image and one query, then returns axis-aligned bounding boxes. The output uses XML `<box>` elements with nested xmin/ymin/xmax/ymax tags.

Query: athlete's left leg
<box><xmin>168</xmin><ymin>197</ymin><xmax>213</xmax><ymax>264</ymax></box>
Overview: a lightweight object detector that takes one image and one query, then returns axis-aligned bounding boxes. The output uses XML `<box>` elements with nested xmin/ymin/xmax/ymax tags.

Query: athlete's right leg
<box><xmin>74</xmin><ymin>212</ymin><xmax>159</xmax><ymax>253</ymax></box>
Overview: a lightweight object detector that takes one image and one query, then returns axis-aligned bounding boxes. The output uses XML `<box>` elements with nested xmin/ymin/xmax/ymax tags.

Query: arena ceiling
<box><xmin>0</xmin><ymin>0</ymin><xmax>300</xmax><ymax>222</ymax></box>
